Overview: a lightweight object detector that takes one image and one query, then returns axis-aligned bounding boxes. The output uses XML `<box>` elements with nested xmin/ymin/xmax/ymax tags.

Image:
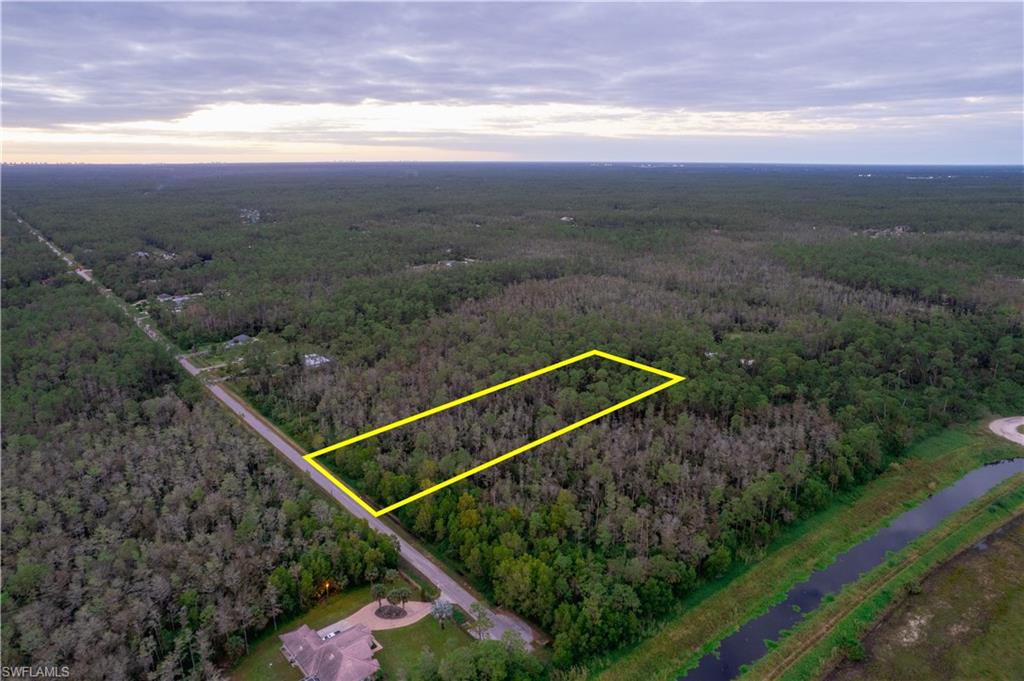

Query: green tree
<box><xmin>468</xmin><ymin>602</ymin><xmax>493</xmax><ymax>641</ymax></box>
<box><xmin>372</xmin><ymin>582</ymin><xmax>386</xmax><ymax>609</ymax></box>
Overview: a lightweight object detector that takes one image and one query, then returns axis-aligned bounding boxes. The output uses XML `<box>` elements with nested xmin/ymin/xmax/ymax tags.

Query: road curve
<box><xmin>989</xmin><ymin>417</ymin><xmax>1024</xmax><ymax>447</ymax></box>
<box><xmin>23</xmin><ymin>217</ymin><xmax>534</xmax><ymax>647</ymax></box>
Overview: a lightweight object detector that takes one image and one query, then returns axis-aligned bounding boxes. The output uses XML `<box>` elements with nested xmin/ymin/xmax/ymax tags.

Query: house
<box><xmin>225</xmin><ymin>334</ymin><xmax>252</xmax><ymax>348</ymax></box>
<box><xmin>279</xmin><ymin>623</ymin><xmax>380</xmax><ymax>681</ymax></box>
<box><xmin>156</xmin><ymin>292</ymin><xmax>203</xmax><ymax>312</ymax></box>
<box><xmin>303</xmin><ymin>353</ymin><xmax>332</xmax><ymax>368</ymax></box>
<box><xmin>239</xmin><ymin>208</ymin><xmax>261</xmax><ymax>224</ymax></box>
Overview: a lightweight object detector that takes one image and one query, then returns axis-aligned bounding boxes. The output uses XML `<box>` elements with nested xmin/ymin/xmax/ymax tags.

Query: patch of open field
<box><xmin>827</xmin><ymin>514</ymin><xmax>1024</xmax><ymax>681</ymax></box>
<box><xmin>745</xmin><ymin>470</ymin><xmax>1024</xmax><ymax>681</ymax></box>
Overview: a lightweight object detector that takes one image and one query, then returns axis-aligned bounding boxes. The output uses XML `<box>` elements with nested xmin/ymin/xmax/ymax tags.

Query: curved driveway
<box><xmin>989</xmin><ymin>416</ymin><xmax>1024</xmax><ymax>447</ymax></box>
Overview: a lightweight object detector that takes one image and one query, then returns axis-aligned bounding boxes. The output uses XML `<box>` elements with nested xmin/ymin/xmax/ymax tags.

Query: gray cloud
<box><xmin>1</xmin><ymin>2</ymin><xmax>1021</xmax><ymax>163</ymax></box>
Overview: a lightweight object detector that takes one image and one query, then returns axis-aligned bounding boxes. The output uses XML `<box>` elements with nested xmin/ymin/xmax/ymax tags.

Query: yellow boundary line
<box><xmin>305</xmin><ymin>349</ymin><xmax>686</xmax><ymax>516</ymax></box>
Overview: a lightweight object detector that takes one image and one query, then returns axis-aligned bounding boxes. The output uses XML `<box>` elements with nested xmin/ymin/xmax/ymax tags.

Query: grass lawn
<box><xmin>589</xmin><ymin>423</ymin><xmax>1020</xmax><ymax>681</ymax></box>
<box><xmin>230</xmin><ymin>584</ymin><xmax>472</xmax><ymax>681</ymax></box>
<box><xmin>375</xmin><ymin>617</ymin><xmax>473</xmax><ymax>679</ymax></box>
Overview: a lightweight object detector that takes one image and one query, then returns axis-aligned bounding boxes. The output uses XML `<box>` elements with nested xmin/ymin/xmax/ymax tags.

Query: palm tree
<box><xmin>371</xmin><ymin>583</ymin><xmax>386</xmax><ymax>609</ymax></box>
<box><xmin>388</xmin><ymin>586</ymin><xmax>412</xmax><ymax>614</ymax></box>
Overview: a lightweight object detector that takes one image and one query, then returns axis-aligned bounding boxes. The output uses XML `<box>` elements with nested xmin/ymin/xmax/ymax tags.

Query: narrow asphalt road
<box><xmin>180</xmin><ymin>359</ymin><xmax>534</xmax><ymax>644</ymax></box>
<box><xmin>989</xmin><ymin>416</ymin><xmax>1024</xmax><ymax>447</ymax></box>
<box><xmin>23</xmin><ymin>217</ymin><xmax>535</xmax><ymax>646</ymax></box>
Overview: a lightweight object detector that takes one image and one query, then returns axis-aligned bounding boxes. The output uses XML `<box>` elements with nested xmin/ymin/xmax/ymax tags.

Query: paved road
<box><xmin>24</xmin><ymin>217</ymin><xmax>534</xmax><ymax>646</ymax></box>
<box><xmin>179</xmin><ymin>359</ymin><xmax>534</xmax><ymax>643</ymax></box>
<box><xmin>990</xmin><ymin>416</ymin><xmax>1024</xmax><ymax>447</ymax></box>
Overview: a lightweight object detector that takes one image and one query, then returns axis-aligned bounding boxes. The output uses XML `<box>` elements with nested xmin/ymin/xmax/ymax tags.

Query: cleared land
<box><xmin>590</xmin><ymin>425</ymin><xmax>1021</xmax><ymax>680</ymax></box>
<box><xmin>827</xmin><ymin>514</ymin><xmax>1024</xmax><ymax>681</ymax></box>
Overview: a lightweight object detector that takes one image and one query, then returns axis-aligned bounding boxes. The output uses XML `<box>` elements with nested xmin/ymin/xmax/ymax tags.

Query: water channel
<box><xmin>681</xmin><ymin>457</ymin><xmax>1024</xmax><ymax>681</ymax></box>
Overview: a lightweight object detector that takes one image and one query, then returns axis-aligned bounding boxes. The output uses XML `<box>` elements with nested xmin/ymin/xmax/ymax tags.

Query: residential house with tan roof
<box><xmin>279</xmin><ymin>622</ymin><xmax>380</xmax><ymax>681</ymax></box>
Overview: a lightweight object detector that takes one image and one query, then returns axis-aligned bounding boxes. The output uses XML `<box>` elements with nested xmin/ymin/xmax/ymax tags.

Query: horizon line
<box><xmin>3</xmin><ymin>160</ymin><xmax>1022</xmax><ymax>168</ymax></box>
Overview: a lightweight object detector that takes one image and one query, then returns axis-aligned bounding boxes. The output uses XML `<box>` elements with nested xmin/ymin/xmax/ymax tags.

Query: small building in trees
<box><xmin>279</xmin><ymin>623</ymin><xmax>380</xmax><ymax>681</ymax></box>
<box><xmin>303</xmin><ymin>352</ymin><xmax>332</xmax><ymax>368</ymax></box>
<box><xmin>225</xmin><ymin>333</ymin><xmax>252</xmax><ymax>348</ymax></box>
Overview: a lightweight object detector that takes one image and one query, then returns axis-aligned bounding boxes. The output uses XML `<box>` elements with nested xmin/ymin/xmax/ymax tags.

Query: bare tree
<box><xmin>430</xmin><ymin>599</ymin><xmax>453</xmax><ymax>630</ymax></box>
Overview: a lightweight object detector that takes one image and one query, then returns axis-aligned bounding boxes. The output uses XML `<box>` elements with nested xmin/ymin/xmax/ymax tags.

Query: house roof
<box><xmin>279</xmin><ymin>624</ymin><xmax>380</xmax><ymax>681</ymax></box>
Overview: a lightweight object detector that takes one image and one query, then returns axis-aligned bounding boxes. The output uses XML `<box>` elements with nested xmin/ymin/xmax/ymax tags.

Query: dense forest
<box><xmin>3</xmin><ymin>163</ymin><xmax>1022</xmax><ymax>671</ymax></box>
<box><xmin>0</xmin><ymin>224</ymin><xmax>400</xmax><ymax>679</ymax></box>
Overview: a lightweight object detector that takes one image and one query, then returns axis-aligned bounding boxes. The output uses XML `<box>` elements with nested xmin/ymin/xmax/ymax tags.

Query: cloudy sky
<box><xmin>2</xmin><ymin>2</ymin><xmax>1021</xmax><ymax>164</ymax></box>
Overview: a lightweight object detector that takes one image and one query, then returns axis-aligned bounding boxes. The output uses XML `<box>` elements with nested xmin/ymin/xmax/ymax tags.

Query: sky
<box><xmin>2</xmin><ymin>2</ymin><xmax>1022</xmax><ymax>164</ymax></box>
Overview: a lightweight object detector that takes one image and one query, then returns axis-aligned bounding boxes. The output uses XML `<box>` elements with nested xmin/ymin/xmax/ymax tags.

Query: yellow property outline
<box><xmin>305</xmin><ymin>349</ymin><xmax>685</xmax><ymax>516</ymax></box>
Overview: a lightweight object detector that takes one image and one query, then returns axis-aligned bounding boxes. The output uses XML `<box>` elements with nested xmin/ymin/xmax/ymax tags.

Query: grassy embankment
<box><xmin>231</xmin><ymin>585</ymin><xmax>471</xmax><ymax>681</ymax></box>
<box><xmin>590</xmin><ymin>424</ymin><xmax>1020</xmax><ymax>681</ymax></box>
<box><xmin>744</xmin><ymin>473</ymin><xmax>1024</xmax><ymax>681</ymax></box>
